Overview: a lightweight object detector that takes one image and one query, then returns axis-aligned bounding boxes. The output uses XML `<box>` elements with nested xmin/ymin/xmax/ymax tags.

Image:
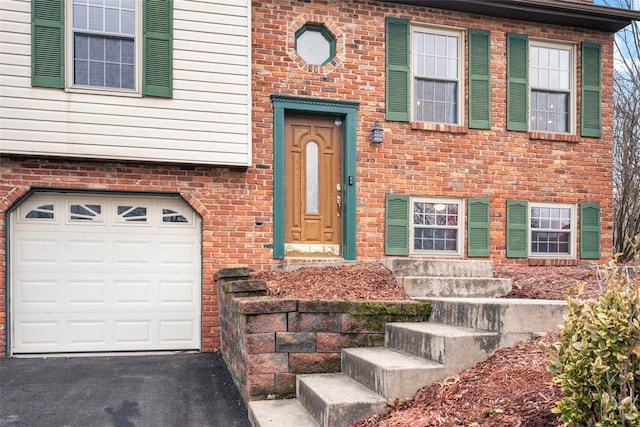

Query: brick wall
<box><xmin>0</xmin><ymin>156</ymin><xmax>279</xmax><ymax>355</ymax></box>
<box><xmin>252</xmin><ymin>0</ymin><xmax>615</xmax><ymax>263</ymax></box>
<box><xmin>0</xmin><ymin>0</ymin><xmax>616</xmax><ymax>356</ymax></box>
<box><xmin>215</xmin><ymin>268</ymin><xmax>431</xmax><ymax>402</ymax></box>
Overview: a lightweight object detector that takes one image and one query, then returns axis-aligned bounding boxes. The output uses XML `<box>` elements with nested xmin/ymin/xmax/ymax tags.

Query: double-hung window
<box><xmin>385</xmin><ymin>194</ymin><xmax>489</xmax><ymax>257</ymax></box>
<box><xmin>412</xmin><ymin>198</ymin><xmax>463</xmax><ymax>254</ymax></box>
<box><xmin>507</xmin><ymin>33</ymin><xmax>600</xmax><ymax>136</ymax></box>
<box><xmin>529</xmin><ymin>43</ymin><xmax>574</xmax><ymax>133</ymax></box>
<box><xmin>506</xmin><ymin>200</ymin><xmax>600</xmax><ymax>259</ymax></box>
<box><xmin>70</xmin><ymin>0</ymin><xmax>138</xmax><ymax>91</ymax></box>
<box><xmin>31</xmin><ymin>0</ymin><xmax>173</xmax><ymax>97</ymax></box>
<box><xmin>529</xmin><ymin>203</ymin><xmax>575</xmax><ymax>256</ymax></box>
<box><xmin>412</xmin><ymin>29</ymin><xmax>462</xmax><ymax>124</ymax></box>
<box><xmin>386</xmin><ymin>19</ymin><xmax>484</xmax><ymax>127</ymax></box>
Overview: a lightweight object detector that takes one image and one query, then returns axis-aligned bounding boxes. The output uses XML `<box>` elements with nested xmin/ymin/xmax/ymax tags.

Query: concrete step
<box><xmin>248</xmin><ymin>399</ymin><xmax>320</xmax><ymax>427</ymax></box>
<box><xmin>385</xmin><ymin>322</ymin><xmax>501</xmax><ymax>371</ymax></box>
<box><xmin>341</xmin><ymin>346</ymin><xmax>445</xmax><ymax>400</ymax></box>
<box><xmin>425</xmin><ymin>297</ymin><xmax>568</xmax><ymax>334</ymax></box>
<box><xmin>383</xmin><ymin>258</ymin><xmax>494</xmax><ymax>278</ymax></box>
<box><xmin>401</xmin><ymin>277</ymin><xmax>512</xmax><ymax>298</ymax></box>
<box><xmin>297</xmin><ymin>373</ymin><xmax>388</xmax><ymax>427</ymax></box>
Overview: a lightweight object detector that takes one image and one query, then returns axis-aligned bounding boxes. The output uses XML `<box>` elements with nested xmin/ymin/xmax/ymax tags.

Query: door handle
<box><xmin>337</xmin><ymin>195</ymin><xmax>342</xmax><ymax>217</ymax></box>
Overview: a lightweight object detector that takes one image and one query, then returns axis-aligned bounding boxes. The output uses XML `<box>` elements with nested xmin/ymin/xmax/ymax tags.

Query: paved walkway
<box><xmin>0</xmin><ymin>352</ymin><xmax>250</xmax><ymax>427</ymax></box>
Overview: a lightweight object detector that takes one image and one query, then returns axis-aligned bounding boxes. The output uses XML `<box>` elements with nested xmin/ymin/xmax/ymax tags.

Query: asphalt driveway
<box><xmin>0</xmin><ymin>352</ymin><xmax>250</xmax><ymax>427</ymax></box>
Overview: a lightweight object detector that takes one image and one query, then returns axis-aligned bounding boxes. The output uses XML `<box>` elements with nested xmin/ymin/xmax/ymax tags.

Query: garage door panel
<box><xmin>11</xmin><ymin>193</ymin><xmax>202</xmax><ymax>354</ymax></box>
<box><xmin>15</xmin><ymin>238</ymin><xmax>60</xmax><ymax>265</ymax></box>
<box><xmin>67</xmin><ymin>240</ymin><xmax>108</xmax><ymax>265</ymax></box>
<box><xmin>17</xmin><ymin>280</ymin><xmax>59</xmax><ymax>305</ymax></box>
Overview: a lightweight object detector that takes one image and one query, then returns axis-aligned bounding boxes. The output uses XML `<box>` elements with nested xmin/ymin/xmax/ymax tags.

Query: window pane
<box><xmin>414</xmin><ymin>80</ymin><xmax>457</xmax><ymax>124</ymax></box>
<box><xmin>296</xmin><ymin>29</ymin><xmax>331</xmax><ymax>66</ymax></box>
<box><xmin>89</xmin><ymin>37</ymin><xmax>105</xmax><ymax>60</ymax></box>
<box><xmin>73</xmin><ymin>4</ymin><xmax>88</xmax><ymax>29</ymax></box>
<box><xmin>106</xmin><ymin>63</ymin><xmax>120</xmax><ymax>87</ymax></box>
<box><xmin>105</xmin><ymin>37</ymin><xmax>120</xmax><ymax>62</ymax></box>
<box><xmin>121</xmin><ymin>10</ymin><xmax>135</xmax><ymax>34</ymax></box>
<box><xmin>531</xmin><ymin>90</ymin><xmax>569</xmax><ymax>132</ymax></box>
<box><xmin>121</xmin><ymin>39</ymin><xmax>134</xmax><ymax>64</ymax></box>
<box><xmin>89</xmin><ymin>61</ymin><xmax>105</xmax><ymax>86</ymax></box>
<box><xmin>105</xmin><ymin>7</ymin><xmax>120</xmax><ymax>33</ymax></box>
<box><xmin>74</xmin><ymin>60</ymin><xmax>89</xmax><ymax>85</ymax></box>
<box><xmin>122</xmin><ymin>65</ymin><xmax>134</xmax><ymax>89</ymax></box>
<box><xmin>74</xmin><ymin>34</ymin><xmax>89</xmax><ymax>59</ymax></box>
<box><xmin>89</xmin><ymin>5</ymin><xmax>103</xmax><ymax>31</ymax></box>
<box><xmin>305</xmin><ymin>141</ymin><xmax>319</xmax><ymax>215</ymax></box>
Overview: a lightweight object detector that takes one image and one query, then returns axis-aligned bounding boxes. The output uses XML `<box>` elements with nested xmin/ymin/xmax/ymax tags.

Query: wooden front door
<box><xmin>284</xmin><ymin>116</ymin><xmax>343</xmax><ymax>256</ymax></box>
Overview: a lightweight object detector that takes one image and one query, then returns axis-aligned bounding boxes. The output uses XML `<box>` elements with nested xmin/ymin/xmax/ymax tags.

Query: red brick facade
<box><xmin>0</xmin><ymin>0</ymin><xmax>616</xmax><ymax>355</ymax></box>
<box><xmin>252</xmin><ymin>0</ymin><xmax>614</xmax><ymax>261</ymax></box>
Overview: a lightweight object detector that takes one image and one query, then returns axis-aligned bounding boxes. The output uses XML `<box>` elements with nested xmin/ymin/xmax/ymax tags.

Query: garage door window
<box><xmin>24</xmin><ymin>204</ymin><xmax>55</xmax><ymax>220</ymax></box>
<box><xmin>117</xmin><ymin>205</ymin><xmax>147</xmax><ymax>222</ymax></box>
<box><xmin>162</xmin><ymin>208</ymin><xmax>189</xmax><ymax>223</ymax></box>
<box><xmin>70</xmin><ymin>204</ymin><xmax>102</xmax><ymax>222</ymax></box>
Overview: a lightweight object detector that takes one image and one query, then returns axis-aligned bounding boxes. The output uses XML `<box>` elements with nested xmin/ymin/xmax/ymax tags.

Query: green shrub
<box><xmin>547</xmin><ymin>261</ymin><xmax>640</xmax><ymax>426</ymax></box>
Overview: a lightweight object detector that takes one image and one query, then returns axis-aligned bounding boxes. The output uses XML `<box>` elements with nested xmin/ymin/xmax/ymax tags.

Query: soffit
<box><xmin>383</xmin><ymin>0</ymin><xmax>640</xmax><ymax>32</ymax></box>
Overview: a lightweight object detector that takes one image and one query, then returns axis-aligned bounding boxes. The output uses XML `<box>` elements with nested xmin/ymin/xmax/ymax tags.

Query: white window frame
<box><xmin>529</xmin><ymin>202</ymin><xmax>576</xmax><ymax>258</ymax></box>
<box><xmin>529</xmin><ymin>40</ymin><xmax>576</xmax><ymax>134</ymax></box>
<box><xmin>65</xmin><ymin>0</ymin><xmax>143</xmax><ymax>96</ymax></box>
<box><xmin>410</xmin><ymin>197</ymin><xmax>464</xmax><ymax>256</ymax></box>
<box><xmin>411</xmin><ymin>26</ymin><xmax>464</xmax><ymax>125</ymax></box>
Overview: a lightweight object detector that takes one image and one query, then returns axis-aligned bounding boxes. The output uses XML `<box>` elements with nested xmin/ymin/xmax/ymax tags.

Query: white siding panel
<box><xmin>0</xmin><ymin>0</ymin><xmax>252</xmax><ymax>167</ymax></box>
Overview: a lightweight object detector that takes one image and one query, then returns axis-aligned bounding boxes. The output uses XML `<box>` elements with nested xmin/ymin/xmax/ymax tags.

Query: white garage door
<box><xmin>10</xmin><ymin>193</ymin><xmax>202</xmax><ymax>354</ymax></box>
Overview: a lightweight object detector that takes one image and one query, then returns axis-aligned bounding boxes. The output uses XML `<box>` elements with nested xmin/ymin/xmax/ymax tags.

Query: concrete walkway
<box><xmin>0</xmin><ymin>352</ymin><xmax>250</xmax><ymax>427</ymax></box>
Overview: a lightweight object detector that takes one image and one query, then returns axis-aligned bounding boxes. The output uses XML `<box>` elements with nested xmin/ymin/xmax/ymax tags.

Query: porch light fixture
<box><xmin>369</xmin><ymin>121</ymin><xmax>383</xmax><ymax>144</ymax></box>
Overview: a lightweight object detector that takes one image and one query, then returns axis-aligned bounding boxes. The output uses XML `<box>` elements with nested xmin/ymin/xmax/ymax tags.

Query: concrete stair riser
<box><xmin>383</xmin><ymin>258</ymin><xmax>495</xmax><ymax>278</ymax></box>
<box><xmin>426</xmin><ymin>298</ymin><xmax>568</xmax><ymax>333</ymax></box>
<box><xmin>385</xmin><ymin>322</ymin><xmax>501</xmax><ymax>370</ymax></box>
<box><xmin>296</xmin><ymin>373</ymin><xmax>388</xmax><ymax>427</ymax></box>
<box><xmin>341</xmin><ymin>347</ymin><xmax>446</xmax><ymax>400</ymax></box>
<box><xmin>401</xmin><ymin>277</ymin><xmax>512</xmax><ymax>298</ymax></box>
<box><xmin>248</xmin><ymin>399</ymin><xmax>320</xmax><ymax>427</ymax></box>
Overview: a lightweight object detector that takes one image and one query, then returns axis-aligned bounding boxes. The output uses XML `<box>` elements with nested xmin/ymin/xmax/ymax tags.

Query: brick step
<box><xmin>341</xmin><ymin>346</ymin><xmax>445</xmax><ymax>400</ymax></box>
<box><xmin>400</xmin><ymin>276</ymin><xmax>512</xmax><ymax>298</ymax></box>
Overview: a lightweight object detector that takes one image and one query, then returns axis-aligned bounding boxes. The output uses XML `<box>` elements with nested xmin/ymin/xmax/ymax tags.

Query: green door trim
<box><xmin>270</xmin><ymin>94</ymin><xmax>359</xmax><ymax>260</ymax></box>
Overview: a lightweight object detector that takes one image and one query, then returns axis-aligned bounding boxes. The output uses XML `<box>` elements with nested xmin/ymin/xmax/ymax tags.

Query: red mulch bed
<box><xmin>251</xmin><ymin>262</ymin><xmax>624</xmax><ymax>426</ymax></box>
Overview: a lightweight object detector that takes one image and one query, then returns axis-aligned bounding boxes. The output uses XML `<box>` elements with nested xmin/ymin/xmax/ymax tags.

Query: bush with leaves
<box><xmin>547</xmin><ymin>260</ymin><xmax>640</xmax><ymax>426</ymax></box>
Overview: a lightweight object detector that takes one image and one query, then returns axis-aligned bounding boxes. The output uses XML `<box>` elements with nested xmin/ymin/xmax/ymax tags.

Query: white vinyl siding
<box><xmin>0</xmin><ymin>0</ymin><xmax>251</xmax><ymax>166</ymax></box>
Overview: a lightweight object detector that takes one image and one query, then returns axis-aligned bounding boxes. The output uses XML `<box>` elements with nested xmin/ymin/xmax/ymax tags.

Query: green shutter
<box><xmin>32</xmin><ymin>0</ymin><xmax>64</xmax><ymax>88</ymax></box>
<box><xmin>468</xmin><ymin>29</ymin><xmax>491</xmax><ymax>129</ymax></box>
<box><xmin>467</xmin><ymin>198</ymin><xmax>490</xmax><ymax>257</ymax></box>
<box><xmin>581</xmin><ymin>42</ymin><xmax>602</xmax><ymax>137</ymax></box>
<box><xmin>143</xmin><ymin>0</ymin><xmax>173</xmax><ymax>97</ymax></box>
<box><xmin>506</xmin><ymin>200</ymin><xmax>528</xmax><ymax>258</ymax></box>
<box><xmin>580</xmin><ymin>203</ymin><xmax>601</xmax><ymax>259</ymax></box>
<box><xmin>385</xmin><ymin>18</ymin><xmax>410</xmax><ymax>122</ymax></box>
<box><xmin>385</xmin><ymin>194</ymin><xmax>409</xmax><ymax>256</ymax></box>
<box><xmin>506</xmin><ymin>33</ymin><xmax>528</xmax><ymax>132</ymax></box>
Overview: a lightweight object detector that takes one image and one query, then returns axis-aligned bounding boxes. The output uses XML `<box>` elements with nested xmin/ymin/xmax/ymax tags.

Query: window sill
<box><xmin>528</xmin><ymin>258</ymin><xmax>578</xmax><ymax>266</ymax></box>
<box><xmin>410</xmin><ymin>122</ymin><xmax>468</xmax><ymax>134</ymax></box>
<box><xmin>528</xmin><ymin>132</ymin><xmax>580</xmax><ymax>143</ymax></box>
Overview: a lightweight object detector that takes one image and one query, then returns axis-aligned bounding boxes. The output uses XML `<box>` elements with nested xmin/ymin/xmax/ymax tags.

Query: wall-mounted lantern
<box><xmin>369</xmin><ymin>120</ymin><xmax>383</xmax><ymax>144</ymax></box>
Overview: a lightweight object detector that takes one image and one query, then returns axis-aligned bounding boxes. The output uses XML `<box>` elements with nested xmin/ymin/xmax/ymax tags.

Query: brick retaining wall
<box><xmin>215</xmin><ymin>268</ymin><xmax>431</xmax><ymax>403</ymax></box>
